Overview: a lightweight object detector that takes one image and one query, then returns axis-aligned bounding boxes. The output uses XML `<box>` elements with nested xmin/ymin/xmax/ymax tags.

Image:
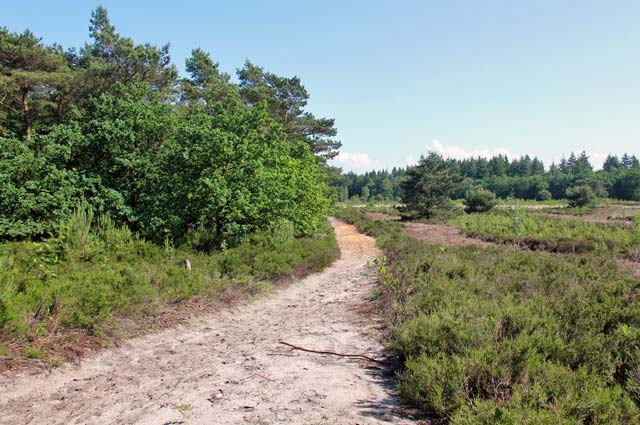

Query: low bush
<box><xmin>0</xmin><ymin>209</ymin><xmax>338</xmax><ymax>362</ymax></box>
<box><xmin>566</xmin><ymin>184</ymin><xmax>597</xmax><ymax>208</ymax></box>
<box><xmin>536</xmin><ymin>189</ymin><xmax>553</xmax><ymax>201</ymax></box>
<box><xmin>334</xmin><ymin>207</ymin><xmax>640</xmax><ymax>423</ymax></box>
<box><xmin>463</xmin><ymin>188</ymin><xmax>497</xmax><ymax>213</ymax></box>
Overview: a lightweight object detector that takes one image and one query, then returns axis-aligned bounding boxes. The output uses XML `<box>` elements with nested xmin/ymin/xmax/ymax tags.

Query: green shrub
<box><xmin>536</xmin><ymin>189</ymin><xmax>553</xmax><ymax>201</ymax></box>
<box><xmin>58</xmin><ymin>202</ymin><xmax>100</xmax><ymax>260</ymax></box>
<box><xmin>400</xmin><ymin>152</ymin><xmax>461</xmax><ymax>219</ymax></box>
<box><xmin>24</xmin><ymin>346</ymin><xmax>44</xmax><ymax>359</ymax></box>
<box><xmin>463</xmin><ymin>188</ymin><xmax>497</xmax><ymax>213</ymax></box>
<box><xmin>95</xmin><ymin>215</ymin><xmax>133</xmax><ymax>251</ymax></box>
<box><xmin>267</xmin><ymin>218</ymin><xmax>295</xmax><ymax>246</ymax></box>
<box><xmin>0</xmin><ymin>135</ymin><xmax>85</xmax><ymax>239</ymax></box>
<box><xmin>398</xmin><ymin>353</ymin><xmax>465</xmax><ymax>416</ymax></box>
<box><xmin>566</xmin><ymin>184</ymin><xmax>597</xmax><ymax>208</ymax></box>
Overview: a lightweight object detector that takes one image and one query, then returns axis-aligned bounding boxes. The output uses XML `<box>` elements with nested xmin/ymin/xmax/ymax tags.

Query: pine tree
<box><xmin>0</xmin><ymin>28</ymin><xmax>71</xmax><ymax>141</ymax></box>
<box><xmin>621</xmin><ymin>153</ymin><xmax>636</xmax><ymax>168</ymax></box>
<box><xmin>574</xmin><ymin>151</ymin><xmax>593</xmax><ymax>174</ymax></box>
<box><xmin>79</xmin><ymin>6</ymin><xmax>178</xmax><ymax>99</ymax></box>
<box><xmin>181</xmin><ymin>48</ymin><xmax>238</xmax><ymax>113</ymax></box>
<box><xmin>602</xmin><ymin>154</ymin><xmax>621</xmax><ymax>171</ymax></box>
<box><xmin>237</xmin><ymin>60</ymin><xmax>341</xmax><ymax>160</ymax></box>
<box><xmin>401</xmin><ymin>152</ymin><xmax>461</xmax><ymax>218</ymax></box>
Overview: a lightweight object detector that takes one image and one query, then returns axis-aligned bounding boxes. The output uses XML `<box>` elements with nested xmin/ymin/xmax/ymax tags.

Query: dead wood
<box><xmin>278</xmin><ymin>341</ymin><xmax>388</xmax><ymax>364</ymax></box>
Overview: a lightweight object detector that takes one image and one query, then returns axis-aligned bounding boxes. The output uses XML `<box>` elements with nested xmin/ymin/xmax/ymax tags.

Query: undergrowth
<box><xmin>335</xmin><ymin>206</ymin><xmax>640</xmax><ymax>424</ymax></box>
<box><xmin>0</xmin><ymin>206</ymin><xmax>338</xmax><ymax>365</ymax></box>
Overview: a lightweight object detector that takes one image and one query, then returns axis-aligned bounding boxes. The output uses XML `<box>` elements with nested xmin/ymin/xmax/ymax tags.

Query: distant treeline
<box><xmin>0</xmin><ymin>7</ymin><xmax>339</xmax><ymax>245</ymax></box>
<box><xmin>332</xmin><ymin>151</ymin><xmax>640</xmax><ymax>202</ymax></box>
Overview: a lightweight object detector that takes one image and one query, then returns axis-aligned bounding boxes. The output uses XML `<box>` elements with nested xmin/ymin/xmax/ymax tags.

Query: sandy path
<box><xmin>364</xmin><ymin>212</ymin><xmax>488</xmax><ymax>248</ymax></box>
<box><xmin>0</xmin><ymin>219</ymin><xmax>416</xmax><ymax>425</ymax></box>
<box><xmin>403</xmin><ymin>222</ymin><xmax>490</xmax><ymax>248</ymax></box>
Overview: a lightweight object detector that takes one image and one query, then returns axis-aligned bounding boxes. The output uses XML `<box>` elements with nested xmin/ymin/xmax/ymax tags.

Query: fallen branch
<box><xmin>239</xmin><ymin>373</ymin><xmax>276</xmax><ymax>383</ymax></box>
<box><xmin>278</xmin><ymin>341</ymin><xmax>387</xmax><ymax>364</ymax></box>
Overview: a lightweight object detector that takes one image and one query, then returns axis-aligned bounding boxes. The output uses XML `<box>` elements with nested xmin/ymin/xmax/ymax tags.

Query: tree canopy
<box><xmin>332</xmin><ymin>151</ymin><xmax>640</xmax><ymax>203</ymax></box>
<box><xmin>237</xmin><ymin>60</ymin><xmax>341</xmax><ymax>159</ymax></box>
<box><xmin>0</xmin><ymin>7</ymin><xmax>334</xmax><ymax>246</ymax></box>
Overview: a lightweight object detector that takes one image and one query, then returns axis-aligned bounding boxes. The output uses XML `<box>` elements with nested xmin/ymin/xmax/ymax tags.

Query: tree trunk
<box><xmin>21</xmin><ymin>87</ymin><xmax>31</xmax><ymax>143</ymax></box>
<box><xmin>55</xmin><ymin>93</ymin><xmax>65</xmax><ymax>124</ymax></box>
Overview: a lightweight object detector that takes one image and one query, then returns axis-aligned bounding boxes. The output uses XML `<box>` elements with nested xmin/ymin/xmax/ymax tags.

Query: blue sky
<box><xmin>3</xmin><ymin>1</ymin><xmax>639</xmax><ymax>172</ymax></box>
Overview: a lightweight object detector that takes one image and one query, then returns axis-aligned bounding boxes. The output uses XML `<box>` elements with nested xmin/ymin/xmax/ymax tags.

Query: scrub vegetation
<box><xmin>335</xmin><ymin>206</ymin><xmax>640</xmax><ymax>424</ymax></box>
<box><xmin>449</xmin><ymin>210</ymin><xmax>638</xmax><ymax>253</ymax></box>
<box><xmin>0</xmin><ymin>205</ymin><xmax>338</xmax><ymax>368</ymax></box>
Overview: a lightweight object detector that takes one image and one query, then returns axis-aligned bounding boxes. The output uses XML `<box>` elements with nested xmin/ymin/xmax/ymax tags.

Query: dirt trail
<box><xmin>0</xmin><ymin>219</ymin><xmax>417</xmax><ymax>425</ymax></box>
<box><xmin>403</xmin><ymin>222</ymin><xmax>490</xmax><ymax>248</ymax></box>
<box><xmin>365</xmin><ymin>212</ymin><xmax>488</xmax><ymax>248</ymax></box>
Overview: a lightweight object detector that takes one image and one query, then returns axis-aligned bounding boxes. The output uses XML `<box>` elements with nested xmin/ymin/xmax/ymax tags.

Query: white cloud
<box><xmin>428</xmin><ymin>139</ymin><xmax>514</xmax><ymax>160</ymax></box>
<box><xmin>589</xmin><ymin>152</ymin><xmax>608</xmax><ymax>170</ymax></box>
<box><xmin>333</xmin><ymin>152</ymin><xmax>383</xmax><ymax>173</ymax></box>
<box><xmin>404</xmin><ymin>154</ymin><xmax>416</xmax><ymax>167</ymax></box>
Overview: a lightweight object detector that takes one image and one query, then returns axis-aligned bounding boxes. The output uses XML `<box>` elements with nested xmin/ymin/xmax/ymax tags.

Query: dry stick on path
<box><xmin>278</xmin><ymin>341</ymin><xmax>388</xmax><ymax>364</ymax></box>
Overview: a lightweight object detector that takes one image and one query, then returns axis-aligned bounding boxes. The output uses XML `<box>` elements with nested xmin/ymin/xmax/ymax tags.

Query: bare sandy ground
<box><xmin>364</xmin><ymin>212</ymin><xmax>488</xmax><ymax>248</ymax></box>
<box><xmin>0</xmin><ymin>219</ymin><xmax>418</xmax><ymax>425</ymax></box>
<box><xmin>403</xmin><ymin>222</ymin><xmax>490</xmax><ymax>248</ymax></box>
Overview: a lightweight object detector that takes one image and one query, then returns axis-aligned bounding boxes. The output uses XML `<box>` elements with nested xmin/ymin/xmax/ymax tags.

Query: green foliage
<box><xmin>0</xmin><ymin>214</ymin><xmax>338</xmax><ymax>345</ymax></box>
<box><xmin>237</xmin><ymin>60</ymin><xmax>341</xmax><ymax>160</ymax></box>
<box><xmin>181</xmin><ymin>48</ymin><xmax>239</xmax><ymax>112</ymax></box>
<box><xmin>266</xmin><ymin>218</ymin><xmax>295</xmax><ymax>246</ymax></box>
<box><xmin>23</xmin><ymin>346</ymin><xmax>44</xmax><ymax>359</ymax></box>
<box><xmin>333</xmin><ymin>168</ymin><xmax>406</xmax><ymax>202</ymax></box>
<box><xmin>566</xmin><ymin>184</ymin><xmax>597</xmax><ymax>208</ymax></box>
<box><xmin>143</xmin><ymin>103</ymin><xmax>330</xmax><ymax>245</ymax></box>
<box><xmin>81</xmin><ymin>6</ymin><xmax>178</xmax><ymax>98</ymax></box>
<box><xmin>463</xmin><ymin>188</ymin><xmax>497</xmax><ymax>213</ymax></box>
<box><xmin>332</xmin><ymin>151</ymin><xmax>640</xmax><ymax>203</ymax></box>
<box><xmin>1</xmin><ymin>81</ymin><xmax>330</xmax><ymax>246</ymax></box>
<box><xmin>611</xmin><ymin>169</ymin><xmax>640</xmax><ymax>201</ymax></box>
<box><xmin>0</xmin><ymin>135</ymin><xmax>85</xmax><ymax>239</ymax></box>
<box><xmin>401</xmin><ymin>152</ymin><xmax>462</xmax><ymax>219</ymax></box>
<box><xmin>536</xmin><ymin>189</ymin><xmax>553</xmax><ymax>201</ymax></box>
<box><xmin>335</xmin><ymin>207</ymin><xmax>640</xmax><ymax>423</ymax></box>
<box><xmin>398</xmin><ymin>353</ymin><xmax>465</xmax><ymax>416</ymax></box>
<box><xmin>58</xmin><ymin>202</ymin><xmax>99</xmax><ymax>260</ymax></box>
<box><xmin>59</xmin><ymin>83</ymin><xmax>174</xmax><ymax>226</ymax></box>
<box><xmin>1</xmin><ymin>8</ymin><xmax>335</xmax><ymax>246</ymax></box>
<box><xmin>0</xmin><ymin>27</ymin><xmax>71</xmax><ymax>140</ymax></box>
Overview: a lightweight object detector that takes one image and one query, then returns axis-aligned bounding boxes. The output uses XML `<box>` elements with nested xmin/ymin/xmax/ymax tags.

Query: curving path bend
<box><xmin>0</xmin><ymin>218</ymin><xmax>417</xmax><ymax>425</ymax></box>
